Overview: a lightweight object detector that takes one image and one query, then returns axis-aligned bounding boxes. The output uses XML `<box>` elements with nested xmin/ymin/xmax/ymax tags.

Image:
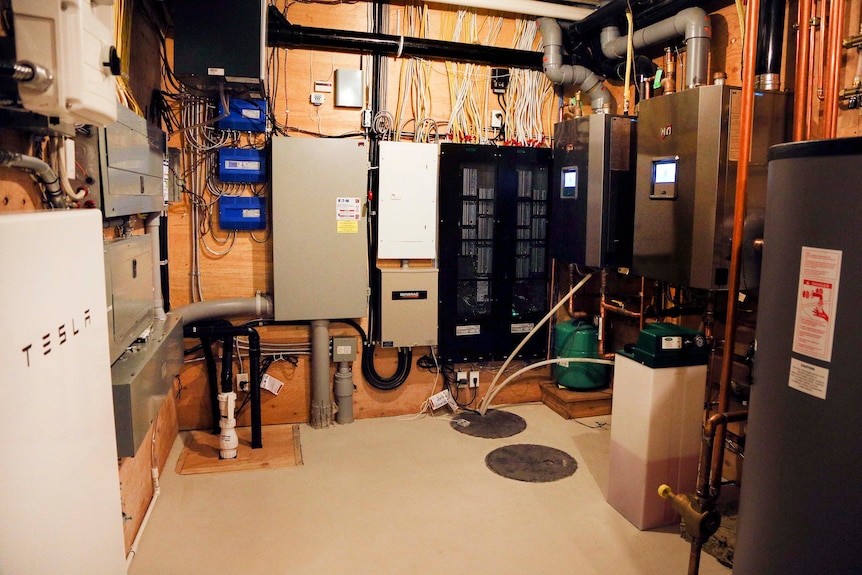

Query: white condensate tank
<box><xmin>0</xmin><ymin>210</ymin><xmax>127</xmax><ymax>575</ymax></box>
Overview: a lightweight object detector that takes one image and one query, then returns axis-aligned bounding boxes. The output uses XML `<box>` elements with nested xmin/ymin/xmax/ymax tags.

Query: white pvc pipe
<box><xmin>431</xmin><ymin>0</ymin><xmax>591</xmax><ymax>21</ymax></box>
<box><xmin>482</xmin><ymin>356</ymin><xmax>615</xmax><ymax>413</ymax></box>
<box><xmin>145</xmin><ymin>213</ymin><xmax>167</xmax><ymax>321</ymax></box>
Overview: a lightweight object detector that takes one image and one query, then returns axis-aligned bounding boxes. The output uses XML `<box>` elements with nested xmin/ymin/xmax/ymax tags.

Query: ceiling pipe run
<box><xmin>599</xmin><ymin>6</ymin><xmax>712</xmax><ymax>89</ymax></box>
<box><xmin>267</xmin><ymin>7</ymin><xmax>543</xmax><ymax>71</ymax></box>
<box><xmin>537</xmin><ymin>17</ymin><xmax>614</xmax><ymax>112</ymax></box>
<box><xmin>429</xmin><ymin>0</ymin><xmax>593</xmax><ymax>21</ymax></box>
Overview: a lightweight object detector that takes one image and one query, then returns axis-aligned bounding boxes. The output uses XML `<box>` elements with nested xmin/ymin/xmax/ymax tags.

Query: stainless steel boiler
<box><xmin>632</xmin><ymin>85</ymin><xmax>788</xmax><ymax>290</ymax></box>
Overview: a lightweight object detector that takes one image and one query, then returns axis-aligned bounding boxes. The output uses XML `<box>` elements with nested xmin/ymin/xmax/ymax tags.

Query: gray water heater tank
<box><xmin>734</xmin><ymin>137</ymin><xmax>862</xmax><ymax>574</ymax></box>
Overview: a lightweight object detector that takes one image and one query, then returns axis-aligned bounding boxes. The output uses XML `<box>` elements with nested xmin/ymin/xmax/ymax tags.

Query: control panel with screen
<box><xmin>650</xmin><ymin>157</ymin><xmax>679</xmax><ymax>200</ymax></box>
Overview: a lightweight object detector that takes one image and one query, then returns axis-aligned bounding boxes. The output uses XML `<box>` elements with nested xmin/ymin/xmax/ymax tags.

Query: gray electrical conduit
<box><xmin>537</xmin><ymin>18</ymin><xmax>614</xmax><ymax>112</ymax></box>
<box><xmin>144</xmin><ymin>213</ymin><xmax>167</xmax><ymax>321</ymax></box>
<box><xmin>599</xmin><ymin>6</ymin><xmax>712</xmax><ymax>89</ymax></box>
<box><xmin>173</xmin><ymin>293</ymin><xmax>274</xmax><ymax>326</ymax></box>
<box><xmin>0</xmin><ymin>149</ymin><xmax>66</xmax><ymax>208</ymax></box>
<box><xmin>479</xmin><ymin>272</ymin><xmax>595</xmax><ymax>415</ymax></box>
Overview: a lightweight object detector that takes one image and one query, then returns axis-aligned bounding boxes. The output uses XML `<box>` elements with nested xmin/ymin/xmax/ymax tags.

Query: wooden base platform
<box><xmin>540</xmin><ymin>381</ymin><xmax>613</xmax><ymax>420</ymax></box>
<box><xmin>176</xmin><ymin>424</ymin><xmax>303</xmax><ymax>475</ymax></box>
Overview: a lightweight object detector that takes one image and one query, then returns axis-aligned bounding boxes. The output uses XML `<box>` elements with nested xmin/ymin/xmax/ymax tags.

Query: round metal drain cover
<box><xmin>449</xmin><ymin>409</ymin><xmax>527</xmax><ymax>439</ymax></box>
<box><xmin>485</xmin><ymin>444</ymin><xmax>578</xmax><ymax>482</ymax></box>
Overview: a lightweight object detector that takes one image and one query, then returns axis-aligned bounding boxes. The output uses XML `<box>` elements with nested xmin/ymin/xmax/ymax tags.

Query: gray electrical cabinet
<box><xmin>271</xmin><ymin>137</ymin><xmax>369</xmax><ymax>320</ymax></box>
<box><xmin>104</xmin><ymin>235</ymin><xmax>154</xmax><ymax>364</ymax></box>
<box><xmin>379</xmin><ymin>267</ymin><xmax>438</xmax><ymax>348</ymax></box>
<box><xmin>632</xmin><ymin>85</ymin><xmax>788</xmax><ymax>290</ymax></box>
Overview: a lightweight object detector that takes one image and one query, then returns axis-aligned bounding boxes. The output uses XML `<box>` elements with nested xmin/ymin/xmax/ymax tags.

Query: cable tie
<box><xmin>396</xmin><ymin>35</ymin><xmax>405</xmax><ymax>58</ymax></box>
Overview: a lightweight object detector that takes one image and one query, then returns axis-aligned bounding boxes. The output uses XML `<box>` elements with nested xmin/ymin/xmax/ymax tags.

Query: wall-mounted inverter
<box><xmin>550</xmin><ymin>114</ymin><xmax>636</xmax><ymax>269</ymax></box>
<box><xmin>632</xmin><ymin>85</ymin><xmax>788</xmax><ymax>290</ymax></box>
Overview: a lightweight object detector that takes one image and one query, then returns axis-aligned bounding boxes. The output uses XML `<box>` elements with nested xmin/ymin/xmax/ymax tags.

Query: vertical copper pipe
<box><xmin>795</xmin><ymin>0</ymin><xmax>814</xmax><ymax>140</ymax></box>
<box><xmin>823</xmin><ymin>0</ymin><xmax>847</xmax><ymax>137</ymax></box>
<box><xmin>707</xmin><ymin>0</ymin><xmax>761</xmax><ymax>500</ymax></box>
<box><xmin>598</xmin><ymin>268</ymin><xmax>608</xmax><ymax>356</ymax></box>
<box><xmin>816</xmin><ymin>0</ymin><xmax>828</xmax><ymax>104</ymax></box>
<box><xmin>638</xmin><ymin>276</ymin><xmax>646</xmax><ymax>331</ymax></box>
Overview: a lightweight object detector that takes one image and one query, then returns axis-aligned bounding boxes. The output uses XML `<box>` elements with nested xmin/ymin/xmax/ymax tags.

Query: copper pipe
<box><xmin>794</xmin><ymin>0</ymin><xmax>814</xmax><ymax>140</ymax></box>
<box><xmin>638</xmin><ymin>276</ymin><xmax>646</xmax><ymax>331</ymax></box>
<box><xmin>816</xmin><ymin>0</ymin><xmax>828</xmax><ymax>103</ymax></box>
<box><xmin>696</xmin><ymin>410</ymin><xmax>750</xmax><ymax>498</ymax></box>
<box><xmin>823</xmin><ymin>0</ymin><xmax>847</xmax><ymax>137</ymax></box>
<box><xmin>601</xmin><ymin>300</ymin><xmax>642</xmax><ymax>318</ymax></box>
<box><xmin>549</xmin><ymin>259</ymin><xmax>557</xmax><ymax>361</ymax></box>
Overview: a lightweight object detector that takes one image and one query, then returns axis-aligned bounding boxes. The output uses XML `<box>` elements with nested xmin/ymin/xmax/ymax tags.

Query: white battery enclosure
<box><xmin>378</xmin><ymin>141</ymin><xmax>439</xmax><ymax>259</ymax></box>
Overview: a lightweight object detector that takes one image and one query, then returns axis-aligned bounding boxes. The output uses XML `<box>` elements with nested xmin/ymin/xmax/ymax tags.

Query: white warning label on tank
<box><xmin>788</xmin><ymin>358</ymin><xmax>829</xmax><ymax>400</ymax></box>
<box><xmin>791</xmin><ymin>246</ymin><xmax>842</xmax><ymax>362</ymax></box>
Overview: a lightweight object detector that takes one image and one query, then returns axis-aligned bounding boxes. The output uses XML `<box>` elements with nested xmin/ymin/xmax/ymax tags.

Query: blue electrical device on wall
<box><xmin>218</xmin><ymin>147</ymin><xmax>267</xmax><ymax>183</ymax></box>
<box><xmin>217</xmin><ymin>98</ymin><xmax>267</xmax><ymax>132</ymax></box>
<box><xmin>219</xmin><ymin>196</ymin><xmax>267</xmax><ymax>230</ymax></box>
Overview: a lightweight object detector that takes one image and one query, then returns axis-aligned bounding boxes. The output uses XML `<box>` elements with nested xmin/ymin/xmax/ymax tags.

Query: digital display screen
<box><xmin>561</xmin><ymin>167</ymin><xmax>578</xmax><ymax>198</ymax></box>
<box><xmin>653</xmin><ymin>161</ymin><xmax>677</xmax><ymax>184</ymax></box>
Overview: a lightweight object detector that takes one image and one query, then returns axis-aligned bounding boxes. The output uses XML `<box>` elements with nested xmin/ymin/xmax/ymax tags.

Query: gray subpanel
<box><xmin>104</xmin><ymin>235</ymin><xmax>154</xmax><ymax>364</ymax></box>
<box><xmin>111</xmin><ymin>313</ymin><xmax>183</xmax><ymax>458</ymax></box>
<box><xmin>271</xmin><ymin>137</ymin><xmax>369</xmax><ymax>320</ymax></box>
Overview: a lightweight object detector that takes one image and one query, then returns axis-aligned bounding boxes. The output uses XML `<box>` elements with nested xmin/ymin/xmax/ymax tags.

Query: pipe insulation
<box><xmin>600</xmin><ymin>7</ymin><xmax>712</xmax><ymax>88</ymax></box>
<box><xmin>0</xmin><ymin>149</ymin><xmax>65</xmax><ymax>208</ymax></box>
<box><xmin>174</xmin><ymin>293</ymin><xmax>273</xmax><ymax>326</ymax></box>
<box><xmin>310</xmin><ymin>319</ymin><xmax>332</xmax><ymax>429</ymax></box>
<box><xmin>537</xmin><ymin>18</ymin><xmax>613</xmax><ymax>112</ymax></box>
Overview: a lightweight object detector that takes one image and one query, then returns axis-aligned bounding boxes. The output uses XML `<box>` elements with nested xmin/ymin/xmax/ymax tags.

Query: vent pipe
<box><xmin>599</xmin><ymin>7</ymin><xmax>712</xmax><ymax>89</ymax></box>
<box><xmin>755</xmin><ymin>0</ymin><xmax>786</xmax><ymax>90</ymax></box>
<box><xmin>537</xmin><ymin>18</ymin><xmax>613</xmax><ymax>112</ymax></box>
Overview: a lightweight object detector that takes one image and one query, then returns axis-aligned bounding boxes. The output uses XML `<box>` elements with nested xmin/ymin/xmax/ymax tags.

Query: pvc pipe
<box><xmin>537</xmin><ymin>18</ymin><xmax>613</xmax><ymax>112</ymax></box>
<box><xmin>145</xmin><ymin>213</ymin><xmax>167</xmax><ymax>321</ymax></box>
<box><xmin>600</xmin><ymin>7</ymin><xmax>712</xmax><ymax>89</ymax></box>
<box><xmin>334</xmin><ymin>361</ymin><xmax>354</xmax><ymax>424</ymax></box>
<box><xmin>0</xmin><ymin>149</ymin><xmax>65</xmax><ymax>208</ymax></box>
<box><xmin>174</xmin><ymin>293</ymin><xmax>273</xmax><ymax>326</ymax></box>
<box><xmin>310</xmin><ymin>319</ymin><xmax>332</xmax><ymax>429</ymax></box>
<box><xmin>429</xmin><ymin>0</ymin><xmax>592</xmax><ymax>21</ymax></box>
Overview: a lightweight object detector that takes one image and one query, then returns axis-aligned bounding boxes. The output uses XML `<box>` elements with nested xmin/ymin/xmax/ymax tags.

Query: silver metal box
<box><xmin>111</xmin><ymin>313</ymin><xmax>183</xmax><ymax>457</ymax></box>
<box><xmin>379</xmin><ymin>267</ymin><xmax>438</xmax><ymax>348</ymax></box>
<box><xmin>632</xmin><ymin>85</ymin><xmax>788</xmax><ymax>289</ymax></box>
<box><xmin>104</xmin><ymin>235</ymin><xmax>154</xmax><ymax>364</ymax></box>
<box><xmin>271</xmin><ymin>137</ymin><xmax>369</xmax><ymax>320</ymax></box>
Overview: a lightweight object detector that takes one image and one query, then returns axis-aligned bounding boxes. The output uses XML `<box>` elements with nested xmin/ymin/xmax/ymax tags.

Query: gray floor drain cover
<box><xmin>449</xmin><ymin>409</ymin><xmax>527</xmax><ymax>438</ymax></box>
<box><xmin>485</xmin><ymin>444</ymin><xmax>578</xmax><ymax>482</ymax></box>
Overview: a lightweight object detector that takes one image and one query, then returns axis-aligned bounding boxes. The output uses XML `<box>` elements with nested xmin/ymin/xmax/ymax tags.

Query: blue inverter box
<box><xmin>218</xmin><ymin>148</ymin><xmax>267</xmax><ymax>183</ymax></box>
<box><xmin>217</xmin><ymin>98</ymin><xmax>267</xmax><ymax>132</ymax></box>
<box><xmin>219</xmin><ymin>196</ymin><xmax>267</xmax><ymax>230</ymax></box>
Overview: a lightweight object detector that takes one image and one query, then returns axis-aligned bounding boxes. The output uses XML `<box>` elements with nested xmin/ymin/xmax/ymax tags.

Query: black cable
<box><xmin>362</xmin><ymin>344</ymin><xmax>412</xmax><ymax>390</ymax></box>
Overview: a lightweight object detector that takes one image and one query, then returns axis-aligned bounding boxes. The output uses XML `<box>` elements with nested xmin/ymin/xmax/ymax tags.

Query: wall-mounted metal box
<box><xmin>379</xmin><ymin>267</ymin><xmax>438</xmax><ymax>348</ymax></box>
<box><xmin>104</xmin><ymin>235</ymin><xmax>154</xmax><ymax>364</ymax></box>
<box><xmin>377</xmin><ymin>141</ymin><xmax>439</xmax><ymax>259</ymax></box>
<box><xmin>550</xmin><ymin>114</ymin><xmax>636</xmax><ymax>269</ymax></box>
<box><xmin>632</xmin><ymin>85</ymin><xmax>788</xmax><ymax>290</ymax></box>
<box><xmin>111</xmin><ymin>313</ymin><xmax>183</xmax><ymax>457</ymax></box>
<box><xmin>271</xmin><ymin>137</ymin><xmax>369</xmax><ymax>320</ymax></box>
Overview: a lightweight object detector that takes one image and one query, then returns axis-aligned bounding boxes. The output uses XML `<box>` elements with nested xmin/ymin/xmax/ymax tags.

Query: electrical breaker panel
<box><xmin>377</xmin><ymin>141</ymin><xmax>439</xmax><ymax>259</ymax></box>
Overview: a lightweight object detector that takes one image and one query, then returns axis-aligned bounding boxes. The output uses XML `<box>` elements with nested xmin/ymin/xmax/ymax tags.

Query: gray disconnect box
<box><xmin>379</xmin><ymin>268</ymin><xmax>438</xmax><ymax>348</ymax></box>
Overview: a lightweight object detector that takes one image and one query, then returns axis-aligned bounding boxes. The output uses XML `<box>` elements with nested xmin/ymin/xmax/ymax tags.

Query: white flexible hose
<box><xmin>478</xmin><ymin>272</ymin><xmax>593</xmax><ymax>414</ymax></box>
<box><xmin>481</xmin><ymin>356</ymin><xmax>615</xmax><ymax>414</ymax></box>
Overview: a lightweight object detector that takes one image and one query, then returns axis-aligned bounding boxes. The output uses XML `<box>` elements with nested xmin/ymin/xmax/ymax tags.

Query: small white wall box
<box><xmin>378</xmin><ymin>141</ymin><xmax>439</xmax><ymax>259</ymax></box>
<box><xmin>11</xmin><ymin>0</ymin><xmax>118</xmax><ymax>126</ymax></box>
<box><xmin>334</xmin><ymin>69</ymin><xmax>363</xmax><ymax>108</ymax></box>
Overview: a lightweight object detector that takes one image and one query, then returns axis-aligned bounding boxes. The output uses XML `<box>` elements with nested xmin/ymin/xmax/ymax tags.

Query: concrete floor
<box><xmin>128</xmin><ymin>403</ymin><xmax>731</xmax><ymax>575</ymax></box>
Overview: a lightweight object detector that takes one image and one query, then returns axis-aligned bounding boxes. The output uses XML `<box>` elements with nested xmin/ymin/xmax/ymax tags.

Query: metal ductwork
<box><xmin>537</xmin><ymin>18</ymin><xmax>613</xmax><ymax>112</ymax></box>
<box><xmin>599</xmin><ymin>7</ymin><xmax>711</xmax><ymax>89</ymax></box>
<box><xmin>755</xmin><ymin>0</ymin><xmax>786</xmax><ymax>90</ymax></box>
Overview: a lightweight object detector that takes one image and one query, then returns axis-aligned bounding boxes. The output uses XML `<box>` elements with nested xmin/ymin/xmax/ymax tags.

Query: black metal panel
<box><xmin>438</xmin><ymin>144</ymin><xmax>551</xmax><ymax>362</ymax></box>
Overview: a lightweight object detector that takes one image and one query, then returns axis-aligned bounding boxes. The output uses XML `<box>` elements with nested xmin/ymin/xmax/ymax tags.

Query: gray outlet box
<box><xmin>332</xmin><ymin>336</ymin><xmax>358</xmax><ymax>362</ymax></box>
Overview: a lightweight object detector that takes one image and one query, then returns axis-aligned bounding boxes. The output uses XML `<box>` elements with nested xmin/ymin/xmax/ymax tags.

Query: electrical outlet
<box><xmin>456</xmin><ymin>371</ymin><xmax>468</xmax><ymax>387</ymax></box>
<box><xmin>491</xmin><ymin>110</ymin><xmax>503</xmax><ymax>129</ymax></box>
<box><xmin>310</xmin><ymin>92</ymin><xmax>325</xmax><ymax>106</ymax></box>
<box><xmin>469</xmin><ymin>370</ymin><xmax>480</xmax><ymax>388</ymax></box>
<box><xmin>236</xmin><ymin>373</ymin><xmax>249</xmax><ymax>393</ymax></box>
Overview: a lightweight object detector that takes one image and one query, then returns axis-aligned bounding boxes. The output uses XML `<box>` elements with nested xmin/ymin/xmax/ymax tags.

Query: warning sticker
<box><xmin>336</xmin><ymin>197</ymin><xmax>361</xmax><ymax>234</ymax></box>
<box><xmin>791</xmin><ymin>247</ymin><xmax>842</xmax><ymax>362</ymax></box>
<box><xmin>788</xmin><ymin>357</ymin><xmax>829</xmax><ymax>400</ymax></box>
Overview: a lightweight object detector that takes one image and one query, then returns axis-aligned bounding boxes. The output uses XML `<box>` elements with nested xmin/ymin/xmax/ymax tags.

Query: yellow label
<box><xmin>337</xmin><ymin>220</ymin><xmax>359</xmax><ymax>234</ymax></box>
